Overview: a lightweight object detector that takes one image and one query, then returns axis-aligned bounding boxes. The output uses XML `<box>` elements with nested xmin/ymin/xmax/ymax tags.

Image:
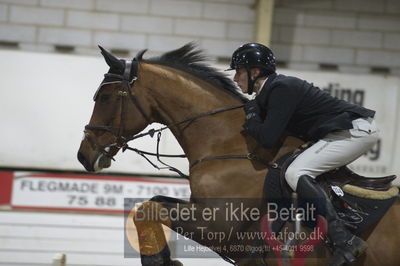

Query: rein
<box><xmin>126</xmin><ymin>104</ymin><xmax>244</xmax><ymax>142</ymax></box>
<box><xmin>121</xmin><ymin>104</ymin><xmax>246</xmax><ymax>178</ymax></box>
<box><xmin>84</xmin><ymin>59</ymin><xmax>277</xmax><ymax>178</ymax></box>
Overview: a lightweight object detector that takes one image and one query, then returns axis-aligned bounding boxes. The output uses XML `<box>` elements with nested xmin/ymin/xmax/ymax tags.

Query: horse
<box><xmin>77</xmin><ymin>43</ymin><xmax>400</xmax><ymax>266</ymax></box>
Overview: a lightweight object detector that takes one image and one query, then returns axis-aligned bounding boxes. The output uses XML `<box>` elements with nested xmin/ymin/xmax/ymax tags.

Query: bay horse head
<box><xmin>77</xmin><ymin>46</ymin><xmax>154</xmax><ymax>172</ymax></box>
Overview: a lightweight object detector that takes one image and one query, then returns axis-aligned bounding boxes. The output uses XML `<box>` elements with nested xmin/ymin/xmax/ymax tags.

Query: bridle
<box><xmin>84</xmin><ymin>60</ymin><xmax>150</xmax><ymax>157</ymax></box>
<box><xmin>84</xmin><ymin>59</ymin><xmax>278</xmax><ymax>178</ymax></box>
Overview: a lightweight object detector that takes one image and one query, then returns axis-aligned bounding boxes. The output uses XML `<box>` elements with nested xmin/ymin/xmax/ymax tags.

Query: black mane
<box><xmin>136</xmin><ymin>43</ymin><xmax>248</xmax><ymax>103</ymax></box>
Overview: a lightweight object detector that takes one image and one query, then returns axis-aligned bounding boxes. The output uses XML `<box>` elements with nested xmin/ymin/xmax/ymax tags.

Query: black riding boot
<box><xmin>296</xmin><ymin>175</ymin><xmax>368</xmax><ymax>266</ymax></box>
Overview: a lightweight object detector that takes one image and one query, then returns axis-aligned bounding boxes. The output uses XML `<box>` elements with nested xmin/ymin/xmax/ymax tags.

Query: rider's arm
<box><xmin>243</xmin><ymin>84</ymin><xmax>300</xmax><ymax>148</ymax></box>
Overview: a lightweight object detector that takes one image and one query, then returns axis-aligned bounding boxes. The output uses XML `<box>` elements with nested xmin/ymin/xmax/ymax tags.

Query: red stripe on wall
<box><xmin>0</xmin><ymin>171</ymin><xmax>14</xmax><ymax>205</ymax></box>
<box><xmin>22</xmin><ymin>173</ymin><xmax>188</xmax><ymax>184</ymax></box>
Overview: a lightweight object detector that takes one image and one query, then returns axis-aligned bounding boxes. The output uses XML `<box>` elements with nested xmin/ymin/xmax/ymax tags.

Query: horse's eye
<box><xmin>99</xmin><ymin>94</ymin><xmax>111</xmax><ymax>103</ymax></box>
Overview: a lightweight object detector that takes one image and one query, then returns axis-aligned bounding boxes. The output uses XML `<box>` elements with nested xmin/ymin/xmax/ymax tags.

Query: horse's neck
<box><xmin>140</xmin><ymin>63</ymin><xmax>248</xmax><ymax>162</ymax></box>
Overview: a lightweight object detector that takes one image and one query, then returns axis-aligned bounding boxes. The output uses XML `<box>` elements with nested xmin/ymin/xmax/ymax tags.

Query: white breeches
<box><xmin>285</xmin><ymin>117</ymin><xmax>379</xmax><ymax>191</ymax></box>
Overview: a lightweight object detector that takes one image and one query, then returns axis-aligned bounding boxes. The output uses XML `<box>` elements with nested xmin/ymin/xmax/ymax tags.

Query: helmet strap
<box><xmin>246</xmin><ymin>68</ymin><xmax>255</xmax><ymax>95</ymax></box>
<box><xmin>246</xmin><ymin>68</ymin><xmax>264</xmax><ymax>95</ymax></box>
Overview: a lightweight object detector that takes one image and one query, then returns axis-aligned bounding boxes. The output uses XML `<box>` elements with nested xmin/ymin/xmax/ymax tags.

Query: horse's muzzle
<box><xmin>77</xmin><ymin>151</ymin><xmax>95</xmax><ymax>172</ymax></box>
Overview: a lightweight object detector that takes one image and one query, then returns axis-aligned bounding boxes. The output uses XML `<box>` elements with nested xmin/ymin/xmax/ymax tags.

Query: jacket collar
<box><xmin>255</xmin><ymin>73</ymin><xmax>277</xmax><ymax>103</ymax></box>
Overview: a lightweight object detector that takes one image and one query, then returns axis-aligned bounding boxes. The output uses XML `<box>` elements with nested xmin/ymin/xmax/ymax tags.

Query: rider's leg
<box><xmin>296</xmin><ymin>175</ymin><xmax>368</xmax><ymax>265</ymax></box>
<box><xmin>286</xmin><ymin>118</ymin><xmax>379</xmax><ymax>189</ymax></box>
<box><xmin>285</xmin><ymin>117</ymin><xmax>379</xmax><ymax>265</ymax></box>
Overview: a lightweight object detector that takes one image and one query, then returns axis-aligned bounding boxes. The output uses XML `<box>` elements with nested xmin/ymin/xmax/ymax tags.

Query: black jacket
<box><xmin>244</xmin><ymin>73</ymin><xmax>375</xmax><ymax>148</ymax></box>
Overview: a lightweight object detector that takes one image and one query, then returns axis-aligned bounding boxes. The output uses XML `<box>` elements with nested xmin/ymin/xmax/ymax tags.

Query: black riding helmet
<box><xmin>227</xmin><ymin>43</ymin><xmax>276</xmax><ymax>95</ymax></box>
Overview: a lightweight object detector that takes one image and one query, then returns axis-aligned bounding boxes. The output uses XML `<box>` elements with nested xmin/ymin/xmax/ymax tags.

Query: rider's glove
<box><xmin>243</xmin><ymin>100</ymin><xmax>262</xmax><ymax>132</ymax></box>
<box><xmin>244</xmin><ymin>100</ymin><xmax>260</xmax><ymax>120</ymax></box>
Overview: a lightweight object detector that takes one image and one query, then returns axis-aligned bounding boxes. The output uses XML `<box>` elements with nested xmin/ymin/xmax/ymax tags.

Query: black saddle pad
<box><xmin>331</xmin><ymin>189</ymin><xmax>397</xmax><ymax>234</ymax></box>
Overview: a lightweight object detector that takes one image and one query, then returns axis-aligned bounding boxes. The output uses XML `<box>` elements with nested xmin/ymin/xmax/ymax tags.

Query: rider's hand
<box><xmin>244</xmin><ymin>100</ymin><xmax>260</xmax><ymax>120</ymax></box>
<box><xmin>244</xmin><ymin>100</ymin><xmax>260</xmax><ymax>114</ymax></box>
<box><xmin>243</xmin><ymin>100</ymin><xmax>262</xmax><ymax>132</ymax></box>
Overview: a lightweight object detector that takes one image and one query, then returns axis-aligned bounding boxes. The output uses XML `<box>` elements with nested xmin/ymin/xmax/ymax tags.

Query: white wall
<box><xmin>272</xmin><ymin>0</ymin><xmax>400</xmax><ymax>75</ymax></box>
<box><xmin>1</xmin><ymin>0</ymin><xmax>400</xmax><ymax>74</ymax></box>
<box><xmin>0</xmin><ymin>0</ymin><xmax>256</xmax><ymax>58</ymax></box>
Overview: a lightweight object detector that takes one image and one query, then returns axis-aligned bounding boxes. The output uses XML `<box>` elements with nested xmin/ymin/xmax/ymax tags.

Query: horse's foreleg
<box><xmin>134</xmin><ymin>198</ymin><xmax>184</xmax><ymax>266</ymax></box>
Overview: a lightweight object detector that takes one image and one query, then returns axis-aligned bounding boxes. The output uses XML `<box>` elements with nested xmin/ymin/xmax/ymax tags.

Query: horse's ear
<box><xmin>98</xmin><ymin>45</ymin><xmax>123</xmax><ymax>70</ymax></box>
<box><xmin>135</xmin><ymin>49</ymin><xmax>148</xmax><ymax>61</ymax></box>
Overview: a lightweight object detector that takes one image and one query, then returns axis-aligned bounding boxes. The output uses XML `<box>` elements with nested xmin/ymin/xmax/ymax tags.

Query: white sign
<box><xmin>11</xmin><ymin>173</ymin><xmax>190</xmax><ymax>213</ymax></box>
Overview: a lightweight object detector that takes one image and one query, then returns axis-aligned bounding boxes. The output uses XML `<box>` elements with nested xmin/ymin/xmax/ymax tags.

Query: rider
<box><xmin>227</xmin><ymin>43</ymin><xmax>379</xmax><ymax>266</ymax></box>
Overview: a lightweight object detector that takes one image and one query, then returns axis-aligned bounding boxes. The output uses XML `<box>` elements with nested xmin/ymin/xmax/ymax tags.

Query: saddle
<box><xmin>263</xmin><ymin>145</ymin><xmax>399</xmax><ymax>235</ymax></box>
